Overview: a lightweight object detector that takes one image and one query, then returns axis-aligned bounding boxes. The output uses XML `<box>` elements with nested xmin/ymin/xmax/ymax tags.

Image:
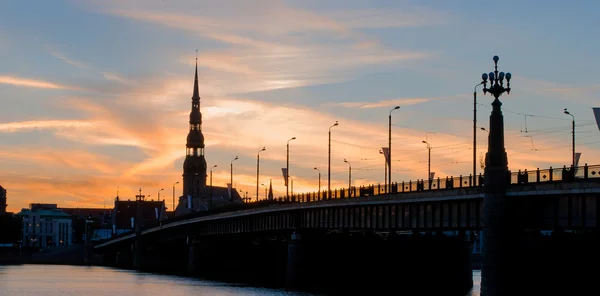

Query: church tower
<box><xmin>182</xmin><ymin>58</ymin><xmax>207</xmax><ymax>197</ymax></box>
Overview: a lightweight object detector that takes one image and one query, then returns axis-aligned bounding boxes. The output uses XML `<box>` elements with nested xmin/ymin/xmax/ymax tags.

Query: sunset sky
<box><xmin>1</xmin><ymin>0</ymin><xmax>600</xmax><ymax>212</ymax></box>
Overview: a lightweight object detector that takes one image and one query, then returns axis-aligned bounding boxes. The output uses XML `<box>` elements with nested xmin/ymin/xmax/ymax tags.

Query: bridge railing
<box><xmin>99</xmin><ymin>164</ymin><xmax>600</xmax><ymax>242</ymax></box>
<box><xmin>276</xmin><ymin>164</ymin><xmax>600</xmax><ymax>204</ymax></box>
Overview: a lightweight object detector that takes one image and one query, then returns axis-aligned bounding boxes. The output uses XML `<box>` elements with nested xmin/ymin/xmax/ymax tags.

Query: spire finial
<box><xmin>193</xmin><ymin>50</ymin><xmax>199</xmax><ymax>98</ymax></box>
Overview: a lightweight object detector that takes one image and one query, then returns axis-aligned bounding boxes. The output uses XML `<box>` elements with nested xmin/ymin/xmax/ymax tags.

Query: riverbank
<box><xmin>0</xmin><ymin>245</ymin><xmax>102</xmax><ymax>266</ymax></box>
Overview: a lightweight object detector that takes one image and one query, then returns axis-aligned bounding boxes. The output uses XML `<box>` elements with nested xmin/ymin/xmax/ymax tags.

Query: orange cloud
<box><xmin>3</xmin><ymin>90</ymin><xmax>600</xmax><ymax>212</ymax></box>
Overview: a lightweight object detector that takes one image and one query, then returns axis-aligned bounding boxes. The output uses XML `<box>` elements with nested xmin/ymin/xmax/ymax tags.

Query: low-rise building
<box><xmin>15</xmin><ymin>204</ymin><xmax>73</xmax><ymax>248</ymax></box>
<box><xmin>0</xmin><ymin>185</ymin><xmax>7</xmax><ymax>215</ymax></box>
<box><xmin>112</xmin><ymin>195</ymin><xmax>166</xmax><ymax>236</ymax></box>
<box><xmin>61</xmin><ymin>208</ymin><xmax>112</xmax><ymax>243</ymax></box>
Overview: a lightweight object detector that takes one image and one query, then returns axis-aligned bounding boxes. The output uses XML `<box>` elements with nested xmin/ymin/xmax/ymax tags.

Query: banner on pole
<box><xmin>381</xmin><ymin>147</ymin><xmax>390</xmax><ymax>164</ymax></box>
<box><xmin>227</xmin><ymin>183</ymin><xmax>232</xmax><ymax>200</ymax></box>
<box><xmin>282</xmin><ymin>168</ymin><xmax>288</xmax><ymax>186</ymax></box>
<box><xmin>187</xmin><ymin>195</ymin><xmax>192</xmax><ymax>209</ymax></box>
<box><xmin>430</xmin><ymin>172</ymin><xmax>435</xmax><ymax>180</ymax></box>
<box><xmin>574</xmin><ymin>152</ymin><xmax>582</xmax><ymax>176</ymax></box>
<box><xmin>593</xmin><ymin>108</ymin><xmax>600</xmax><ymax>131</ymax></box>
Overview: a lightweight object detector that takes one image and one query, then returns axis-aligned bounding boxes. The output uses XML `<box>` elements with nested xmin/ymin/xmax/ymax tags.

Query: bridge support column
<box><xmin>286</xmin><ymin>232</ymin><xmax>306</xmax><ymax>289</ymax></box>
<box><xmin>133</xmin><ymin>241</ymin><xmax>145</xmax><ymax>270</ymax></box>
<box><xmin>188</xmin><ymin>240</ymin><xmax>201</xmax><ymax>275</ymax></box>
<box><xmin>115</xmin><ymin>251</ymin><xmax>131</xmax><ymax>268</ymax></box>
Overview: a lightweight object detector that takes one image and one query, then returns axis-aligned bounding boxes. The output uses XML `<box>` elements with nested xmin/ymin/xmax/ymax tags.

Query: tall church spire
<box><xmin>183</xmin><ymin>51</ymin><xmax>207</xmax><ymax>198</ymax></box>
<box><xmin>193</xmin><ymin>51</ymin><xmax>199</xmax><ymax>98</ymax></box>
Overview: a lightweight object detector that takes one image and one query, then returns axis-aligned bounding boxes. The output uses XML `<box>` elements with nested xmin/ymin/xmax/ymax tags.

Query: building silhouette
<box><xmin>175</xmin><ymin>59</ymin><xmax>242</xmax><ymax>216</ymax></box>
<box><xmin>111</xmin><ymin>194</ymin><xmax>165</xmax><ymax>236</ymax></box>
<box><xmin>15</xmin><ymin>204</ymin><xmax>73</xmax><ymax>248</ymax></box>
<box><xmin>183</xmin><ymin>59</ymin><xmax>208</xmax><ymax>196</ymax></box>
<box><xmin>0</xmin><ymin>185</ymin><xmax>6</xmax><ymax>215</ymax></box>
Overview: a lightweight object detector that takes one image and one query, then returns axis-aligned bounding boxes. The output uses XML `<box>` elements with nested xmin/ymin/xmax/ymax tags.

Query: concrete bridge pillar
<box><xmin>285</xmin><ymin>232</ymin><xmax>306</xmax><ymax>289</ymax></box>
<box><xmin>188</xmin><ymin>237</ymin><xmax>201</xmax><ymax>275</ymax></box>
<box><xmin>133</xmin><ymin>240</ymin><xmax>145</xmax><ymax>270</ymax></box>
<box><xmin>115</xmin><ymin>251</ymin><xmax>131</xmax><ymax>268</ymax></box>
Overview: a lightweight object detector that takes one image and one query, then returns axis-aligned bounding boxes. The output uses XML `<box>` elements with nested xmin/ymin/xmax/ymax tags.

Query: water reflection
<box><xmin>468</xmin><ymin>270</ymin><xmax>481</xmax><ymax>296</ymax></box>
<box><xmin>0</xmin><ymin>265</ymin><xmax>313</xmax><ymax>296</ymax></box>
<box><xmin>0</xmin><ymin>265</ymin><xmax>480</xmax><ymax>295</ymax></box>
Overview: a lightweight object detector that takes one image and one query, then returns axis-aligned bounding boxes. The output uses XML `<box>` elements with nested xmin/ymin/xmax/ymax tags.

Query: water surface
<box><xmin>0</xmin><ymin>265</ymin><xmax>481</xmax><ymax>295</ymax></box>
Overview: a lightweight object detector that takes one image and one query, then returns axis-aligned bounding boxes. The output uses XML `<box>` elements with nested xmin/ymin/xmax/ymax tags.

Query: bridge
<box><xmin>93</xmin><ymin>164</ymin><xmax>600</xmax><ymax>295</ymax></box>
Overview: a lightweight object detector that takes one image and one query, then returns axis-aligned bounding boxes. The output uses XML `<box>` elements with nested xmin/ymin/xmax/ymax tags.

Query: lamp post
<box><xmin>172</xmin><ymin>181</ymin><xmax>179</xmax><ymax>211</ymax></box>
<box><xmin>261</xmin><ymin>183</ymin><xmax>267</xmax><ymax>200</ymax></box>
<box><xmin>313</xmin><ymin>167</ymin><xmax>321</xmax><ymax>194</ymax></box>
<box><xmin>286</xmin><ymin>137</ymin><xmax>296</xmax><ymax>202</ymax></box>
<box><xmin>158</xmin><ymin>188</ymin><xmax>164</xmax><ymax>200</ymax></box>
<box><xmin>328</xmin><ymin>121</ymin><xmax>338</xmax><ymax>199</ymax></box>
<box><xmin>422</xmin><ymin>140</ymin><xmax>431</xmax><ymax>186</ymax></box>
<box><xmin>256</xmin><ymin>147</ymin><xmax>266</xmax><ymax>203</ymax></box>
<box><xmin>344</xmin><ymin>159</ymin><xmax>351</xmax><ymax>192</ymax></box>
<box><xmin>230</xmin><ymin>156</ymin><xmax>238</xmax><ymax>198</ymax></box>
<box><xmin>479</xmin><ymin>55</ymin><xmax>512</xmax><ymax>296</ymax></box>
<box><xmin>388</xmin><ymin>106</ymin><xmax>400</xmax><ymax>193</ymax></box>
<box><xmin>210</xmin><ymin>165</ymin><xmax>217</xmax><ymax>209</ymax></box>
<box><xmin>564</xmin><ymin>108</ymin><xmax>575</xmax><ymax>169</ymax></box>
<box><xmin>473</xmin><ymin>82</ymin><xmax>484</xmax><ymax>180</ymax></box>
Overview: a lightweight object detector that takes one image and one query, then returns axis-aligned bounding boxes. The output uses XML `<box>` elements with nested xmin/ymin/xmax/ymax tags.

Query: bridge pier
<box><xmin>188</xmin><ymin>239</ymin><xmax>200</xmax><ymax>275</ymax></box>
<box><xmin>115</xmin><ymin>251</ymin><xmax>132</xmax><ymax>269</ymax></box>
<box><xmin>285</xmin><ymin>232</ymin><xmax>305</xmax><ymax>289</ymax></box>
<box><xmin>133</xmin><ymin>241</ymin><xmax>145</xmax><ymax>270</ymax></box>
<box><xmin>280</xmin><ymin>230</ymin><xmax>473</xmax><ymax>295</ymax></box>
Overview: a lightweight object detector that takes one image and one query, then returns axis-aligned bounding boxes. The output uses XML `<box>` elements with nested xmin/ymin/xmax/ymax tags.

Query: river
<box><xmin>0</xmin><ymin>265</ymin><xmax>481</xmax><ymax>295</ymax></box>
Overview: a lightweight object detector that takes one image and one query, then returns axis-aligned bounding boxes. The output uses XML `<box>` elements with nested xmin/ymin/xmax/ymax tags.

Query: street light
<box><xmin>328</xmin><ymin>121</ymin><xmax>338</xmax><ymax>200</ymax></box>
<box><xmin>564</xmin><ymin>108</ymin><xmax>575</xmax><ymax>169</ymax></box>
<box><xmin>158</xmin><ymin>188</ymin><xmax>164</xmax><ymax>200</ymax></box>
<box><xmin>313</xmin><ymin>167</ymin><xmax>321</xmax><ymax>194</ymax></box>
<box><xmin>209</xmin><ymin>165</ymin><xmax>217</xmax><ymax>209</ymax></box>
<box><xmin>256</xmin><ymin>147</ymin><xmax>266</xmax><ymax>203</ymax></box>
<box><xmin>343</xmin><ymin>159</ymin><xmax>351</xmax><ymax>193</ymax></box>
<box><xmin>479</xmin><ymin>55</ymin><xmax>512</xmax><ymax>294</ymax></box>
<box><xmin>172</xmin><ymin>182</ymin><xmax>179</xmax><ymax>211</ymax></box>
<box><xmin>422</xmin><ymin>140</ymin><xmax>431</xmax><ymax>186</ymax></box>
<box><xmin>261</xmin><ymin>183</ymin><xmax>267</xmax><ymax>200</ymax></box>
<box><xmin>388</xmin><ymin>106</ymin><xmax>400</xmax><ymax>193</ymax></box>
<box><xmin>286</xmin><ymin>137</ymin><xmax>296</xmax><ymax>202</ymax></box>
<box><xmin>473</xmin><ymin>80</ymin><xmax>485</xmax><ymax>181</ymax></box>
<box><xmin>230</xmin><ymin>156</ymin><xmax>238</xmax><ymax>200</ymax></box>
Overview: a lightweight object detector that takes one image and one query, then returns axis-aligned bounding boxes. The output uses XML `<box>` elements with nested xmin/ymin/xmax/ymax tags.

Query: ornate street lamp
<box><xmin>479</xmin><ymin>55</ymin><xmax>512</xmax><ymax>296</ymax></box>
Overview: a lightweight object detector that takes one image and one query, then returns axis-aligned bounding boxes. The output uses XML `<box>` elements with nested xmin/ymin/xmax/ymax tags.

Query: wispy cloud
<box><xmin>0</xmin><ymin>75</ymin><xmax>72</xmax><ymax>89</ymax></box>
<box><xmin>102</xmin><ymin>72</ymin><xmax>133</xmax><ymax>85</ymax></box>
<box><xmin>47</xmin><ymin>48</ymin><xmax>88</xmax><ymax>69</ymax></box>
<box><xmin>0</xmin><ymin>120</ymin><xmax>93</xmax><ymax>132</ymax></box>
<box><xmin>335</xmin><ymin>97</ymin><xmax>432</xmax><ymax>109</ymax></box>
<box><xmin>87</xmin><ymin>0</ymin><xmax>433</xmax><ymax>94</ymax></box>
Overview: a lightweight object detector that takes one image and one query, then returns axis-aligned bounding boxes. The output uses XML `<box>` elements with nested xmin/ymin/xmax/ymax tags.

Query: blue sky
<box><xmin>1</xmin><ymin>0</ymin><xmax>599</xmax><ymax>211</ymax></box>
